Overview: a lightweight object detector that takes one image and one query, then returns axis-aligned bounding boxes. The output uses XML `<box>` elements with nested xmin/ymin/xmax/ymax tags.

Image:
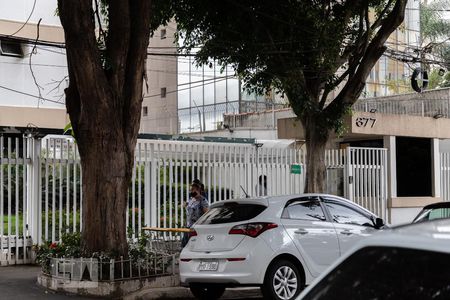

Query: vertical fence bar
<box><xmin>52</xmin><ymin>139</ymin><xmax>56</xmax><ymax>242</ymax></box>
<box><xmin>150</xmin><ymin>143</ymin><xmax>157</xmax><ymax>228</ymax></box>
<box><xmin>168</xmin><ymin>143</ymin><xmax>173</xmax><ymax>230</ymax></box>
<box><xmin>66</xmin><ymin>141</ymin><xmax>70</xmax><ymax>230</ymax></box>
<box><xmin>162</xmin><ymin>144</ymin><xmax>167</xmax><ymax>229</ymax></box>
<box><xmin>22</xmin><ymin>137</ymin><xmax>28</xmax><ymax>262</ymax></box>
<box><xmin>59</xmin><ymin>140</ymin><xmax>63</xmax><ymax>240</ymax></box>
<box><xmin>131</xmin><ymin>156</ymin><xmax>136</xmax><ymax>237</ymax></box>
<box><xmin>174</xmin><ymin>143</ymin><xmax>179</xmax><ymax>228</ymax></box>
<box><xmin>0</xmin><ymin>137</ymin><xmax>3</xmax><ymax>264</ymax></box>
<box><xmin>79</xmin><ymin>152</ymin><xmax>83</xmax><ymax>232</ymax></box>
<box><xmin>73</xmin><ymin>146</ymin><xmax>77</xmax><ymax>233</ymax></box>
<box><xmin>180</xmin><ymin>144</ymin><xmax>184</xmax><ymax>227</ymax></box>
<box><xmin>144</xmin><ymin>143</ymin><xmax>150</xmax><ymax>227</ymax></box>
<box><xmin>44</xmin><ymin>139</ymin><xmax>49</xmax><ymax>241</ymax></box>
<box><xmin>7</xmin><ymin>137</ymin><xmax>12</xmax><ymax>262</ymax></box>
<box><xmin>15</xmin><ymin>137</ymin><xmax>19</xmax><ymax>263</ymax></box>
<box><xmin>138</xmin><ymin>143</ymin><xmax>142</xmax><ymax>233</ymax></box>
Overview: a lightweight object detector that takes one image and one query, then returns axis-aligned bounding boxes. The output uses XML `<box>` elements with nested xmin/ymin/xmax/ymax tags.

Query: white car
<box><xmin>179</xmin><ymin>194</ymin><xmax>386</xmax><ymax>300</ymax></box>
<box><xmin>298</xmin><ymin>219</ymin><xmax>450</xmax><ymax>300</ymax></box>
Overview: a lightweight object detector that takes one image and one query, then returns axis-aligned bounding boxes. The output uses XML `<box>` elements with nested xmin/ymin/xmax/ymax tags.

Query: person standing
<box><xmin>182</xmin><ymin>182</ymin><xmax>209</xmax><ymax>247</ymax></box>
<box><xmin>255</xmin><ymin>175</ymin><xmax>268</xmax><ymax>196</ymax></box>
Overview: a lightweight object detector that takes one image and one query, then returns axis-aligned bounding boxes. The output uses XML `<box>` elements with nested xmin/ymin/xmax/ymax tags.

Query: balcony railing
<box><xmin>353</xmin><ymin>97</ymin><xmax>450</xmax><ymax>119</ymax></box>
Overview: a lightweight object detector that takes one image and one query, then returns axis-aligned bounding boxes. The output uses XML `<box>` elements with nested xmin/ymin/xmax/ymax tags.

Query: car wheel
<box><xmin>261</xmin><ymin>259</ymin><xmax>302</xmax><ymax>300</ymax></box>
<box><xmin>189</xmin><ymin>284</ymin><xmax>226</xmax><ymax>300</ymax></box>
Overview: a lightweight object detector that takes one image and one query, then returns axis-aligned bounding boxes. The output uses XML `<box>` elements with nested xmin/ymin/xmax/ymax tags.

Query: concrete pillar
<box><xmin>432</xmin><ymin>138</ymin><xmax>441</xmax><ymax>198</ymax></box>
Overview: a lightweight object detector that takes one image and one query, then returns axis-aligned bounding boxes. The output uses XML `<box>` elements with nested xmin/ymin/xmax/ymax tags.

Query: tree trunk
<box><xmin>57</xmin><ymin>0</ymin><xmax>152</xmax><ymax>257</ymax></box>
<box><xmin>78</xmin><ymin>131</ymin><xmax>132</xmax><ymax>256</ymax></box>
<box><xmin>303</xmin><ymin>116</ymin><xmax>329</xmax><ymax>193</ymax></box>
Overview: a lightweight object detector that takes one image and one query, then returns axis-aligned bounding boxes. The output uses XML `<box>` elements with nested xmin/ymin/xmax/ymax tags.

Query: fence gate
<box><xmin>344</xmin><ymin>147</ymin><xmax>388</xmax><ymax>220</ymax></box>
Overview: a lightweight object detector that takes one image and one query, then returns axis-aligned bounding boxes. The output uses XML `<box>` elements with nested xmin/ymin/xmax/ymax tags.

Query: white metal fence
<box><xmin>1</xmin><ymin>135</ymin><xmax>389</xmax><ymax>265</ymax></box>
<box><xmin>345</xmin><ymin>147</ymin><xmax>388</xmax><ymax>219</ymax></box>
<box><xmin>441</xmin><ymin>152</ymin><xmax>450</xmax><ymax>202</ymax></box>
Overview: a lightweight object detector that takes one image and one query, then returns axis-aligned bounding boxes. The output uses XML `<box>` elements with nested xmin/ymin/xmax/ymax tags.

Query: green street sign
<box><xmin>291</xmin><ymin>164</ymin><xmax>302</xmax><ymax>174</ymax></box>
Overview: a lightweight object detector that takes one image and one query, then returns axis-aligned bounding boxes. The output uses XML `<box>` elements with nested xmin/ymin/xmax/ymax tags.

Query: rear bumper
<box><xmin>179</xmin><ymin>237</ymin><xmax>272</xmax><ymax>285</ymax></box>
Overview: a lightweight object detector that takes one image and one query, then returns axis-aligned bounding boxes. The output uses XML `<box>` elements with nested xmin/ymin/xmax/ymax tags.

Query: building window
<box><xmin>160</xmin><ymin>29</ymin><xmax>166</xmax><ymax>40</ymax></box>
<box><xmin>161</xmin><ymin>87</ymin><xmax>167</xmax><ymax>98</ymax></box>
<box><xmin>143</xmin><ymin>106</ymin><xmax>148</xmax><ymax>116</ymax></box>
<box><xmin>0</xmin><ymin>39</ymin><xmax>23</xmax><ymax>57</ymax></box>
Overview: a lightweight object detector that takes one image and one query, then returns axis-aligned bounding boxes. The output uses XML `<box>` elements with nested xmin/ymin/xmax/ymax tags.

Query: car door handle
<box><xmin>294</xmin><ymin>229</ymin><xmax>308</xmax><ymax>235</ymax></box>
<box><xmin>340</xmin><ymin>230</ymin><xmax>353</xmax><ymax>236</ymax></box>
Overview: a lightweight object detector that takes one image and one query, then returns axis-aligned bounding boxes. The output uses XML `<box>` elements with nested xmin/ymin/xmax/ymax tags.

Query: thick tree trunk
<box><xmin>57</xmin><ymin>0</ymin><xmax>152</xmax><ymax>257</ymax></box>
<box><xmin>303</xmin><ymin>116</ymin><xmax>329</xmax><ymax>193</ymax></box>
<box><xmin>78</xmin><ymin>132</ymin><xmax>132</xmax><ymax>256</ymax></box>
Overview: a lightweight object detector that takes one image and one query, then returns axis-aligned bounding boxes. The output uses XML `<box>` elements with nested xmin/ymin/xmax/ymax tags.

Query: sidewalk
<box><xmin>0</xmin><ymin>265</ymin><xmax>262</xmax><ymax>300</ymax></box>
<box><xmin>0</xmin><ymin>265</ymin><xmax>93</xmax><ymax>300</ymax></box>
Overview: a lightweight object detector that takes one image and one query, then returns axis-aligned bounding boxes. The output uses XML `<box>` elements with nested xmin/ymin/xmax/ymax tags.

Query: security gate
<box><xmin>345</xmin><ymin>147</ymin><xmax>388</xmax><ymax>220</ymax></box>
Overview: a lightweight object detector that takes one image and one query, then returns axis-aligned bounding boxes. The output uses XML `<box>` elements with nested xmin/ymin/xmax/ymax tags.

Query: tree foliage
<box><xmin>165</xmin><ymin>0</ymin><xmax>407</xmax><ymax>191</ymax></box>
<box><xmin>420</xmin><ymin>0</ymin><xmax>450</xmax><ymax>88</ymax></box>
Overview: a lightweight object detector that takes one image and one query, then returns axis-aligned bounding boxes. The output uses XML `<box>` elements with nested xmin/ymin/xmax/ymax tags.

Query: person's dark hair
<box><xmin>191</xmin><ymin>182</ymin><xmax>201</xmax><ymax>190</ymax></box>
<box><xmin>193</xmin><ymin>178</ymin><xmax>202</xmax><ymax>185</ymax></box>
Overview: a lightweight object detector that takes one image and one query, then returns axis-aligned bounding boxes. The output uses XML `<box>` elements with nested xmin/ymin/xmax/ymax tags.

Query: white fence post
<box><xmin>28</xmin><ymin>138</ymin><xmax>42</xmax><ymax>246</ymax></box>
<box><xmin>345</xmin><ymin>147</ymin><xmax>354</xmax><ymax>201</ymax></box>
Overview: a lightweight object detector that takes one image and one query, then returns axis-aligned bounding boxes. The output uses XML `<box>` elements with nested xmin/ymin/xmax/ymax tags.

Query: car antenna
<box><xmin>240</xmin><ymin>185</ymin><xmax>250</xmax><ymax>198</ymax></box>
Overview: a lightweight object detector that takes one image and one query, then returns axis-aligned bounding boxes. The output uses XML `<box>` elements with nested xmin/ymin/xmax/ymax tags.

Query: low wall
<box><xmin>37</xmin><ymin>273</ymin><xmax>180</xmax><ymax>299</ymax></box>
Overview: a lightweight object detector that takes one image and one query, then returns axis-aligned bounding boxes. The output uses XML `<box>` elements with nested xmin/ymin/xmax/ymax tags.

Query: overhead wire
<box><xmin>5</xmin><ymin>0</ymin><xmax>37</xmax><ymax>37</ymax></box>
<box><xmin>0</xmin><ymin>84</ymin><xmax>65</xmax><ymax>105</ymax></box>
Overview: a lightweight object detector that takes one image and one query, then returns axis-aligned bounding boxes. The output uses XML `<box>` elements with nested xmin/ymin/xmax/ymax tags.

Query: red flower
<box><xmin>49</xmin><ymin>242</ymin><xmax>58</xmax><ymax>249</ymax></box>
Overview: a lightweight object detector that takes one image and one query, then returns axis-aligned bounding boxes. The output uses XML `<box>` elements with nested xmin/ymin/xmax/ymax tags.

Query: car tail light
<box><xmin>229</xmin><ymin>222</ymin><xmax>278</xmax><ymax>238</ymax></box>
<box><xmin>189</xmin><ymin>230</ymin><xmax>197</xmax><ymax>237</ymax></box>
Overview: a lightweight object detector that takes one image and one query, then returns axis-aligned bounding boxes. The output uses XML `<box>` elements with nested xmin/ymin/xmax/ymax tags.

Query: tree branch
<box><xmin>57</xmin><ymin>0</ymin><xmax>114</xmax><ymax>146</ymax></box>
<box><xmin>106</xmin><ymin>0</ymin><xmax>131</xmax><ymax>97</ymax></box>
<box><xmin>327</xmin><ymin>0</ymin><xmax>407</xmax><ymax>113</ymax></box>
<box><xmin>122</xmin><ymin>0</ymin><xmax>152</xmax><ymax>160</ymax></box>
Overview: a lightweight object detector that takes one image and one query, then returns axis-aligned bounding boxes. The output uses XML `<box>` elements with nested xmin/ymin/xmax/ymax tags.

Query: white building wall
<box><xmin>0</xmin><ymin>0</ymin><xmax>67</xmax><ymax>110</ymax></box>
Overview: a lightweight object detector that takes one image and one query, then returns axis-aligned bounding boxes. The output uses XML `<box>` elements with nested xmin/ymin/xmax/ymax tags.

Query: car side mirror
<box><xmin>375</xmin><ymin>217</ymin><xmax>384</xmax><ymax>229</ymax></box>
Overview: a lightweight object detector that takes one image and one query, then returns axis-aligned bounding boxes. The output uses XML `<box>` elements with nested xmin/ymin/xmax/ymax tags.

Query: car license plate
<box><xmin>198</xmin><ymin>260</ymin><xmax>219</xmax><ymax>271</ymax></box>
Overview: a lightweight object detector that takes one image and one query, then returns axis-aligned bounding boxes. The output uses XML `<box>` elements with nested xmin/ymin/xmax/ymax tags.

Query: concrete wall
<box><xmin>0</xmin><ymin>105</ymin><xmax>68</xmax><ymax>129</ymax></box>
<box><xmin>349</xmin><ymin>112</ymin><xmax>450</xmax><ymax>139</ymax></box>
<box><xmin>278</xmin><ymin>109</ymin><xmax>450</xmax><ymax>140</ymax></box>
<box><xmin>140</xmin><ymin>22</ymin><xmax>178</xmax><ymax>134</ymax></box>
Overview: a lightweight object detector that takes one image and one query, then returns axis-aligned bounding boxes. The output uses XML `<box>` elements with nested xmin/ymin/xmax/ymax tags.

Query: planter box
<box><xmin>38</xmin><ymin>272</ymin><xmax>180</xmax><ymax>298</ymax></box>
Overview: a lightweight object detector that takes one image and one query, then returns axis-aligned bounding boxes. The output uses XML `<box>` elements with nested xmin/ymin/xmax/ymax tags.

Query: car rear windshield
<box><xmin>196</xmin><ymin>203</ymin><xmax>267</xmax><ymax>225</ymax></box>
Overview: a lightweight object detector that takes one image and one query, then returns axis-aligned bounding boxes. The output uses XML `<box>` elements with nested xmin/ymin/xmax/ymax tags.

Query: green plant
<box><xmin>34</xmin><ymin>231</ymin><xmax>82</xmax><ymax>274</ymax></box>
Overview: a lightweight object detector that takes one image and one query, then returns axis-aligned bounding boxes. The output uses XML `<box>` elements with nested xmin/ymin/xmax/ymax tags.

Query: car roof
<box><xmin>354</xmin><ymin>218</ymin><xmax>450</xmax><ymax>253</ymax></box>
<box><xmin>210</xmin><ymin>193</ymin><xmax>377</xmax><ymax>216</ymax></box>
<box><xmin>422</xmin><ymin>201</ymin><xmax>450</xmax><ymax>210</ymax></box>
<box><xmin>298</xmin><ymin>218</ymin><xmax>450</xmax><ymax>298</ymax></box>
